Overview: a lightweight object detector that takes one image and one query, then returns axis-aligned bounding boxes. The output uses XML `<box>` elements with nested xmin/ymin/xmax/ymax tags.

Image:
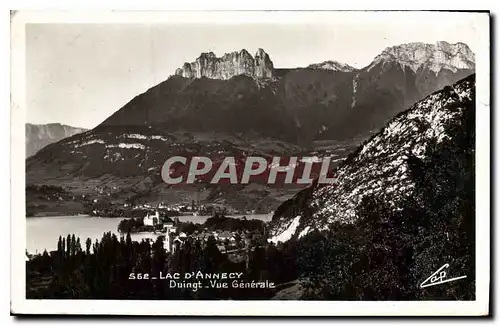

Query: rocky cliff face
<box><xmin>174</xmin><ymin>48</ymin><xmax>276</xmax><ymax>80</ymax></box>
<box><xmin>269</xmin><ymin>74</ymin><xmax>475</xmax><ymax>243</ymax></box>
<box><xmin>367</xmin><ymin>41</ymin><xmax>475</xmax><ymax>74</ymax></box>
<box><xmin>26</xmin><ymin>123</ymin><xmax>87</xmax><ymax>158</ymax></box>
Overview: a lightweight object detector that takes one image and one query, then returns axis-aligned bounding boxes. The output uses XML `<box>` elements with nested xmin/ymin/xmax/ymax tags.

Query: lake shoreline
<box><xmin>26</xmin><ymin>214</ymin><xmax>272</xmax><ymax>254</ymax></box>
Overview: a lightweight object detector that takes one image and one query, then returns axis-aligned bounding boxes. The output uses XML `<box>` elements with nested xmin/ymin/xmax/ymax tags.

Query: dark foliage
<box><xmin>117</xmin><ymin>217</ymin><xmax>145</xmax><ymax>234</ymax></box>
<box><xmin>293</xmin><ymin>90</ymin><xmax>475</xmax><ymax>300</ymax></box>
<box><xmin>203</xmin><ymin>214</ymin><xmax>267</xmax><ymax>234</ymax></box>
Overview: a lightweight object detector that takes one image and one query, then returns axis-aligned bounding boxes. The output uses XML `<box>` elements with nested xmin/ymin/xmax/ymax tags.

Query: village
<box><xmin>123</xmin><ymin>210</ymin><xmax>268</xmax><ymax>257</ymax></box>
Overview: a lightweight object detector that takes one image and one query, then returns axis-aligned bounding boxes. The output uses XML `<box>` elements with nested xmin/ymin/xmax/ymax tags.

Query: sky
<box><xmin>25</xmin><ymin>12</ymin><xmax>487</xmax><ymax>129</ymax></box>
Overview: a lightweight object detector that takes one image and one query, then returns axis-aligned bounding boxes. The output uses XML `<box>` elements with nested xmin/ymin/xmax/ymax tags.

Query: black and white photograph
<box><xmin>10</xmin><ymin>10</ymin><xmax>490</xmax><ymax>316</ymax></box>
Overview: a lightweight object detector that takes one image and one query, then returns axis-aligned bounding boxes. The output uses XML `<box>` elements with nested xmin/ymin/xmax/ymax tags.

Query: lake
<box><xmin>26</xmin><ymin>214</ymin><xmax>272</xmax><ymax>254</ymax></box>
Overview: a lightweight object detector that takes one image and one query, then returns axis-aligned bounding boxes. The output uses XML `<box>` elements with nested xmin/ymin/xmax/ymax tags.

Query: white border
<box><xmin>10</xmin><ymin>10</ymin><xmax>490</xmax><ymax>316</ymax></box>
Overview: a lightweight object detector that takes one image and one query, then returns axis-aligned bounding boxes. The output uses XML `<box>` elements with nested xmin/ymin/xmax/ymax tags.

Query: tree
<box><xmin>66</xmin><ymin>234</ymin><xmax>71</xmax><ymax>258</ymax></box>
<box><xmin>234</xmin><ymin>233</ymin><xmax>242</xmax><ymax>248</ymax></box>
<box><xmin>85</xmin><ymin>238</ymin><xmax>91</xmax><ymax>255</ymax></box>
<box><xmin>76</xmin><ymin>238</ymin><xmax>82</xmax><ymax>254</ymax></box>
<box><xmin>71</xmin><ymin>234</ymin><xmax>77</xmax><ymax>256</ymax></box>
<box><xmin>201</xmin><ymin>236</ymin><xmax>223</xmax><ymax>273</ymax></box>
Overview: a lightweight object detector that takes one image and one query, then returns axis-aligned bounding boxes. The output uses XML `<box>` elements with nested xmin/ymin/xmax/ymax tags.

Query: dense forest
<box><xmin>295</xmin><ymin>95</ymin><xmax>475</xmax><ymax>300</ymax></box>
<box><xmin>26</xmin><ymin>231</ymin><xmax>297</xmax><ymax>299</ymax></box>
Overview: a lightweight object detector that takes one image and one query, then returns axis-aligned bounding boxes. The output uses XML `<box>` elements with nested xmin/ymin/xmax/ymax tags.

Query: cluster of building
<box><xmin>126</xmin><ymin>201</ymin><xmax>258</xmax><ymax>216</ymax></box>
<box><xmin>142</xmin><ymin>211</ymin><xmax>250</xmax><ymax>254</ymax></box>
<box><xmin>124</xmin><ymin>201</ymin><xmax>202</xmax><ymax>214</ymax></box>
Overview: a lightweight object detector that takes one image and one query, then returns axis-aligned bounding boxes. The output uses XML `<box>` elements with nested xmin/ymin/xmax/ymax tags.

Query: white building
<box><xmin>143</xmin><ymin>211</ymin><xmax>160</xmax><ymax>227</ymax></box>
<box><xmin>164</xmin><ymin>231</ymin><xmax>183</xmax><ymax>253</ymax></box>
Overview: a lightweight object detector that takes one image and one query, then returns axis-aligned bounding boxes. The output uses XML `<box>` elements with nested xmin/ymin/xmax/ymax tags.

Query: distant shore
<box><xmin>27</xmin><ymin>212</ymin><xmax>89</xmax><ymax>218</ymax></box>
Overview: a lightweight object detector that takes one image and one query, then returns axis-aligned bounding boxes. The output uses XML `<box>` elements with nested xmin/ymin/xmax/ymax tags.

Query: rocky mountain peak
<box><xmin>367</xmin><ymin>41</ymin><xmax>475</xmax><ymax>74</ymax></box>
<box><xmin>199</xmin><ymin>51</ymin><xmax>217</xmax><ymax>59</ymax></box>
<box><xmin>307</xmin><ymin>60</ymin><xmax>358</xmax><ymax>72</ymax></box>
<box><xmin>174</xmin><ymin>48</ymin><xmax>275</xmax><ymax>80</ymax></box>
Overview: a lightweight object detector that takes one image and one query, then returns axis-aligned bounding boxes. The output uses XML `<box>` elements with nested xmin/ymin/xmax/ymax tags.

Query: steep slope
<box><xmin>26</xmin><ymin>123</ymin><xmax>87</xmax><ymax>158</ymax></box>
<box><xmin>98</xmin><ymin>68</ymin><xmax>356</xmax><ymax>144</ymax></box>
<box><xmin>269</xmin><ymin>74</ymin><xmax>475</xmax><ymax>243</ymax></box>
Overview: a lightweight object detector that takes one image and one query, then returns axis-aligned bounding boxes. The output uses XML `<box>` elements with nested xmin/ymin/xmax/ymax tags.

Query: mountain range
<box><xmin>99</xmin><ymin>42</ymin><xmax>474</xmax><ymax>143</ymax></box>
<box><xmin>25</xmin><ymin>123</ymin><xmax>87</xmax><ymax>158</ymax></box>
<box><xmin>26</xmin><ymin>41</ymin><xmax>475</xmax><ymax>215</ymax></box>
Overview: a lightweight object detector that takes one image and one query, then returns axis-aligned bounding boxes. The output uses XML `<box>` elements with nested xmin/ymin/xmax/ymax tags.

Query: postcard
<box><xmin>10</xmin><ymin>10</ymin><xmax>490</xmax><ymax>316</ymax></box>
